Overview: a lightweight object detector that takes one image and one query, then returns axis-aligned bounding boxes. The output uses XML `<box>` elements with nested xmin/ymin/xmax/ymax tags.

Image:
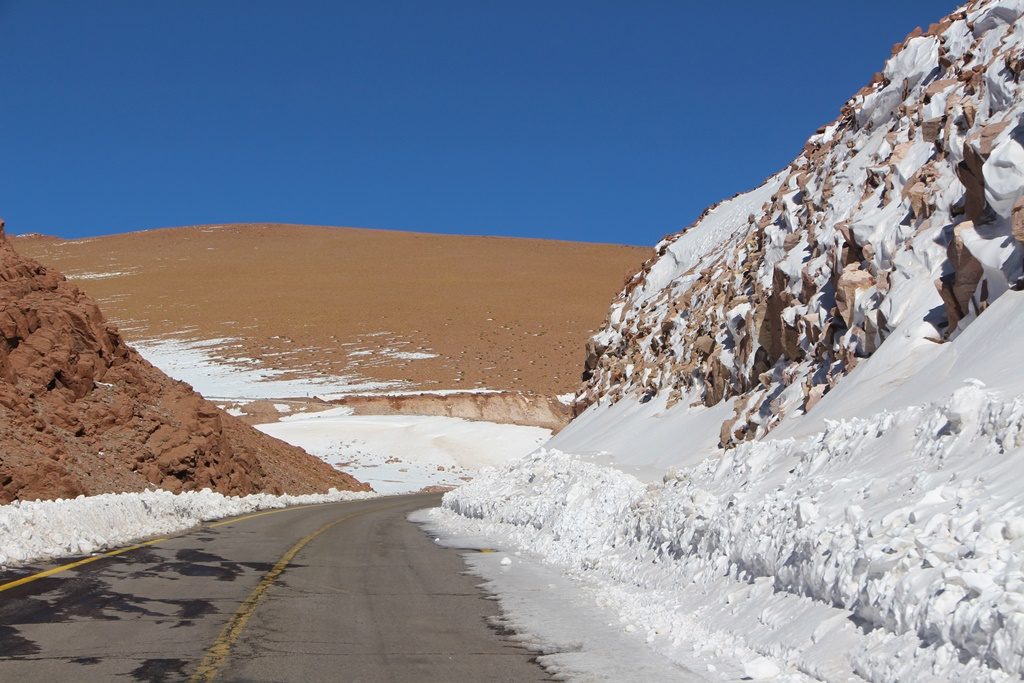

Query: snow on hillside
<box><xmin>425</xmin><ymin>297</ymin><xmax>1024</xmax><ymax>680</ymax></box>
<box><xmin>575</xmin><ymin>0</ymin><xmax>1024</xmax><ymax>448</ymax></box>
<box><xmin>134</xmin><ymin>336</ymin><xmax>405</xmax><ymax>400</ymax></box>
<box><xmin>131</xmin><ymin>337</ymin><xmax>548</xmax><ymax>493</ymax></box>
<box><xmin>422</xmin><ymin>2</ymin><xmax>1024</xmax><ymax>680</ymax></box>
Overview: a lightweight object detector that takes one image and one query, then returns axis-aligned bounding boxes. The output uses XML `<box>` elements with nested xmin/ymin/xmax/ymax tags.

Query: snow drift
<box><xmin>438</xmin><ymin>376</ymin><xmax>1024</xmax><ymax>680</ymax></box>
<box><xmin>0</xmin><ymin>488</ymin><xmax>375</xmax><ymax>568</ymax></box>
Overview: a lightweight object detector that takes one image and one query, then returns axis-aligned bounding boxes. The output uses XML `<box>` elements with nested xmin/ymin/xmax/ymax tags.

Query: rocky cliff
<box><xmin>0</xmin><ymin>221</ymin><xmax>367</xmax><ymax>503</ymax></box>
<box><xmin>577</xmin><ymin>0</ymin><xmax>1024</xmax><ymax>446</ymax></box>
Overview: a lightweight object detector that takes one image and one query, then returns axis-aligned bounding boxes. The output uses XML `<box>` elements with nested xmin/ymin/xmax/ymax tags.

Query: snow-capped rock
<box><xmin>575</xmin><ymin>0</ymin><xmax>1024</xmax><ymax>447</ymax></box>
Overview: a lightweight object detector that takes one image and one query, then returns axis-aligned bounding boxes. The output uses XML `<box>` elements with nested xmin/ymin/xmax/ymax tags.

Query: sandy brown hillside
<box><xmin>15</xmin><ymin>224</ymin><xmax>648</xmax><ymax>397</ymax></box>
<box><xmin>0</xmin><ymin>220</ymin><xmax>366</xmax><ymax>503</ymax></box>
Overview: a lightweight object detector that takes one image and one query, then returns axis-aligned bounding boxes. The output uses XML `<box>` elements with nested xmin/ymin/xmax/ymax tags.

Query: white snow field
<box><xmin>256</xmin><ymin>411</ymin><xmax>551</xmax><ymax>494</ymax></box>
<box><xmin>0</xmin><ymin>488</ymin><xmax>376</xmax><ymax>568</ymax></box>
<box><xmin>421</xmin><ymin>2</ymin><xmax>1024</xmax><ymax>680</ymax></box>
<box><xmin>129</xmin><ymin>336</ymin><xmax>547</xmax><ymax>493</ymax></box>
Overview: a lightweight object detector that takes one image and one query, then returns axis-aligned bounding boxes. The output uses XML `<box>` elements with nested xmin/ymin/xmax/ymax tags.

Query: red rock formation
<box><xmin>0</xmin><ymin>219</ymin><xmax>367</xmax><ymax>503</ymax></box>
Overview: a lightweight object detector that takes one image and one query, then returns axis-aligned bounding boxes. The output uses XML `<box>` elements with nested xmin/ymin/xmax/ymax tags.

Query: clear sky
<box><xmin>0</xmin><ymin>1</ymin><xmax>960</xmax><ymax>245</ymax></box>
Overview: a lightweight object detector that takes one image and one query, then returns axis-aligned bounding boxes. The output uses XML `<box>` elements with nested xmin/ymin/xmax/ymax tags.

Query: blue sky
<box><xmin>0</xmin><ymin>1</ymin><xmax>959</xmax><ymax>245</ymax></box>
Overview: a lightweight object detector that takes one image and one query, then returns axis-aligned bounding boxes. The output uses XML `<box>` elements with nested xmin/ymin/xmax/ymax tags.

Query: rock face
<box><xmin>325</xmin><ymin>391</ymin><xmax>570</xmax><ymax>431</ymax></box>
<box><xmin>576</xmin><ymin>0</ymin><xmax>1024</xmax><ymax>446</ymax></box>
<box><xmin>0</xmin><ymin>221</ymin><xmax>367</xmax><ymax>503</ymax></box>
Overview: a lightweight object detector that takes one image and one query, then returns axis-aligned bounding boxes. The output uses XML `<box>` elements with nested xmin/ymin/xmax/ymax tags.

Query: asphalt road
<box><xmin>0</xmin><ymin>493</ymin><xmax>551</xmax><ymax>682</ymax></box>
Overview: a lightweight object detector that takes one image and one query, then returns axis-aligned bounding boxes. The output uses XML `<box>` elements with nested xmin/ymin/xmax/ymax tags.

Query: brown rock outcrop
<box><xmin>326</xmin><ymin>391</ymin><xmax>569</xmax><ymax>432</ymax></box>
<box><xmin>957</xmin><ymin>143</ymin><xmax>989</xmax><ymax>223</ymax></box>
<box><xmin>835</xmin><ymin>265</ymin><xmax>875</xmax><ymax>329</ymax></box>
<box><xmin>957</xmin><ymin>121</ymin><xmax>1013</xmax><ymax>224</ymax></box>
<box><xmin>0</xmin><ymin>222</ymin><xmax>367</xmax><ymax>503</ymax></box>
<box><xmin>1013</xmin><ymin>196</ymin><xmax>1024</xmax><ymax>245</ymax></box>
<box><xmin>936</xmin><ymin>221</ymin><xmax>985</xmax><ymax>334</ymax></box>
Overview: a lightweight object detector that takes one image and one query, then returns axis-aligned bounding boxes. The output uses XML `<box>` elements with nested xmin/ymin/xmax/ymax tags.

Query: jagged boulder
<box><xmin>957</xmin><ymin>143</ymin><xmax>990</xmax><ymax>223</ymax></box>
<box><xmin>836</xmin><ymin>265</ymin><xmax>875</xmax><ymax>329</ymax></box>
<box><xmin>936</xmin><ymin>221</ymin><xmax>985</xmax><ymax>333</ymax></box>
<box><xmin>1013</xmin><ymin>196</ymin><xmax>1024</xmax><ymax>245</ymax></box>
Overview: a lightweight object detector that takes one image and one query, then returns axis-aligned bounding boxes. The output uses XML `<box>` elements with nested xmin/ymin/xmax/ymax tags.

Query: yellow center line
<box><xmin>190</xmin><ymin>501</ymin><xmax>409</xmax><ymax>682</ymax></box>
<box><xmin>0</xmin><ymin>499</ymin><xmax>368</xmax><ymax>593</ymax></box>
<box><xmin>0</xmin><ymin>537</ymin><xmax>171</xmax><ymax>593</ymax></box>
<box><xmin>208</xmin><ymin>508</ymin><xmax>300</xmax><ymax>527</ymax></box>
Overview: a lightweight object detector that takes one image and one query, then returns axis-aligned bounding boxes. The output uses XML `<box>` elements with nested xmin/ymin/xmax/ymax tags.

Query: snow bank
<box><xmin>0</xmin><ymin>487</ymin><xmax>376</xmax><ymax>568</ymax></box>
<box><xmin>429</xmin><ymin>382</ymin><xmax>1024</xmax><ymax>681</ymax></box>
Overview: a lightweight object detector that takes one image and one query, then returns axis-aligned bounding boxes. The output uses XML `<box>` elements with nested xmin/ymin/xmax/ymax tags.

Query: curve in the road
<box><xmin>190</xmin><ymin>500</ymin><xmax>409</xmax><ymax>682</ymax></box>
<box><xmin>0</xmin><ymin>494</ymin><xmax>551</xmax><ymax>683</ymax></box>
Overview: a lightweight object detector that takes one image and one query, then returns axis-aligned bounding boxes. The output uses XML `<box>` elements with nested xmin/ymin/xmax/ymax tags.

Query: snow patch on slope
<box><xmin>134</xmin><ymin>336</ymin><xmax>405</xmax><ymax>401</ymax></box>
<box><xmin>779</xmin><ymin>290</ymin><xmax>1024</xmax><ymax>438</ymax></box>
<box><xmin>548</xmin><ymin>390</ymin><xmax>733</xmax><ymax>480</ymax></box>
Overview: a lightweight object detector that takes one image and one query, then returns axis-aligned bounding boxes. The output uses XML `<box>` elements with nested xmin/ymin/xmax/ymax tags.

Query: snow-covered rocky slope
<box><xmin>437</xmin><ymin>296</ymin><xmax>1024</xmax><ymax>681</ymax></box>
<box><xmin>425</xmin><ymin>2</ymin><xmax>1024</xmax><ymax>680</ymax></box>
<box><xmin>575</xmin><ymin>0</ymin><xmax>1024</xmax><ymax>448</ymax></box>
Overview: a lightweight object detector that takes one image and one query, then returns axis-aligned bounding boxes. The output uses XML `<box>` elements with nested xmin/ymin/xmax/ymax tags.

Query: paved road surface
<box><xmin>0</xmin><ymin>493</ymin><xmax>550</xmax><ymax>682</ymax></box>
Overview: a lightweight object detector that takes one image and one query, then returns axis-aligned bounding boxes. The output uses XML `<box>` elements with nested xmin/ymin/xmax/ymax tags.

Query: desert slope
<box><xmin>0</xmin><ymin>220</ymin><xmax>365</xmax><ymax>502</ymax></box>
<box><xmin>14</xmin><ymin>224</ymin><xmax>648</xmax><ymax>399</ymax></box>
